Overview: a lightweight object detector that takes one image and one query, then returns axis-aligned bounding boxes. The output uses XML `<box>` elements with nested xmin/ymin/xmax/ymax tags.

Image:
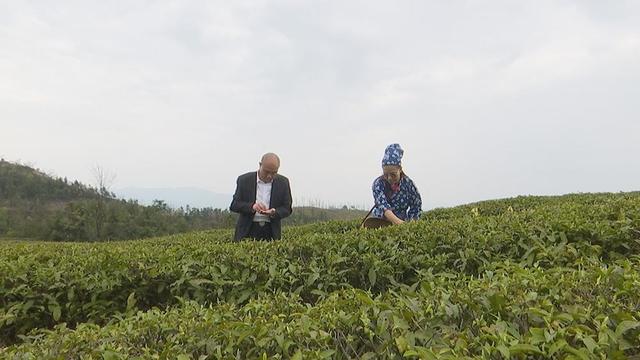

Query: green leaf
<box><xmin>529</xmin><ymin>328</ymin><xmax>546</xmax><ymax>344</ymax></box>
<box><xmin>619</xmin><ymin>338</ymin><xmax>634</xmax><ymax>351</ymax></box>
<box><xmin>528</xmin><ymin>307</ymin><xmax>551</xmax><ymax>318</ymax></box>
<box><xmin>508</xmin><ymin>344</ymin><xmax>543</xmax><ymax>355</ymax></box>
<box><xmin>581</xmin><ymin>335</ymin><xmax>598</xmax><ymax>353</ymax></box>
<box><xmin>360</xmin><ymin>352</ymin><xmax>378</xmax><ymax>360</ymax></box>
<box><xmin>548</xmin><ymin>339</ymin><xmax>567</xmax><ymax>356</ymax></box>
<box><xmin>188</xmin><ymin>279</ymin><xmax>214</xmax><ymax>288</ymax></box>
<box><xmin>563</xmin><ymin>345</ymin><xmax>590</xmax><ymax>360</ymax></box>
<box><xmin>126</xmin><ymin>292</ymin><xmax>137</xmax><ymax>311</ymax></box>
<box><xmin>488</xmin><ymin>293</ymin><xmax>507</xmax><ymax>312</ymax></box>
<box><xmin>102</xmin><ymin>351</ymin><xmax>121</xmax><ymax>360</ymax></box>
<box><xmin>524</xmin><ymin>291</ymin><xmax>538</xmax><ymax>302</ymax></box>
<box><xmin>403</xmin><ymin>350</ymin><xmax>419</xmax><ymax>358</ymax></box>
<box><xmin>319</xmin><ymin>350</ymin><xmax>335</xmax><ymax>358</ymax></box>
<box><xmin>395</xmin><ymin>336</ymin><xmax>409</xmax><ymax>353</ymax></box>
<box><xmin>496</xmin><ymin>344</ymin><xmax>509</xmax><ymax>358</ymax></box>
<box><xmin>393</xmin><ymin>316</ymin><xmax>410</xmax><ymax>331</ymax></box>
<box><xmin>354</xmin><ymin>289</ymin><xmax>374</xmax><ymax>306</ymax></box>
<box><xmin>552</xmin><ymin>312</ymin><xmax>573</xmax><ymax>323</ymax></box>
<box><xmin>615</xmin><ymin>320</ymin><xmax>640</xmax><ymax>338</ymax></box>
<box><xmin>67</xmin><ymin>287</ymin><xmax>75</xmax><ymax>300</ymax></box>
<box><xmin>368</xmin><ymin>267</ymin><xmax>377</xmax><ymax>287</ymax></box>
<box><xmin>306</xmin><ymin>272</ymin><xmax>319</xmax><ymax>286</ymax></box>
<box><xmin>48</xmin><ymin>303</ymin><xmax>61</xmax><ymax>321</ymax></box>
<box><xmin>21</xmin><ymin>300</ymin><xmax>34</xmax><ymax>315</ymax></box>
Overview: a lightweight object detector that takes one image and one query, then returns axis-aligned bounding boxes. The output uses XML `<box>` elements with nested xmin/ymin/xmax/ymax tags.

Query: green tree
<box><xmin>0</xmin><ymin>207</ymin><xmax>8</xmax><ymax>235</ymax></box>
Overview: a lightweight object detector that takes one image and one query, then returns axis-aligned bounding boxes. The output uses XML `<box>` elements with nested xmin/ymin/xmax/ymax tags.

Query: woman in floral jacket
<box><xmin>371</xmin><ymin>143</ymin><xmax>422</xmax><ymax>225</ymax></box>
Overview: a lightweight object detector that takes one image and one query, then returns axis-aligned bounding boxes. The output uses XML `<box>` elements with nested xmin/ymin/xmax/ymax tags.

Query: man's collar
<box><xmin>256</xmin><ymin>172</ymin><xmax>273</xmax><ymax>184</ymax></box>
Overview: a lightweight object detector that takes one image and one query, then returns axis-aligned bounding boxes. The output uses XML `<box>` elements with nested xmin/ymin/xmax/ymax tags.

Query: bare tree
<box><xmin>91</xmin><ymin>165</ymin><xmax>116</xmax><ymax>240</ymax></box>
<box><xmin>92</xmin><ymin>165</ymin><xmax>116</xmax><ymax>197</ymax></box>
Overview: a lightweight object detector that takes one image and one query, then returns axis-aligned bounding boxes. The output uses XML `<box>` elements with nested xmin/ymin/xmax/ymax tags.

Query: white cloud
<box><xmin>1</xmin><ymin>0</ymin><xmax>639</xmax><ymax>208</ymax></box>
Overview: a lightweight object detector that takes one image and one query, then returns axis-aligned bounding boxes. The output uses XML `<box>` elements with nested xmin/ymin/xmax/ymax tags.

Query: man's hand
<box><xmin>261</xmin><ymin>208</ymin><xmax>277</xmax><ymax>217</ymax></box>
<box><xmin>252</xmin><ymin>203</ymin><xmax>268</xmax><ymax>213</ymax></box>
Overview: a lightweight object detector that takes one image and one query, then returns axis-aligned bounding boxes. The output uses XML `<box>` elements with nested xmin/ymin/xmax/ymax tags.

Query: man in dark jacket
<box><xmin>230</xmin><ymin>153</ymin><xmax>292</xmax><ymax>241</ymax></box>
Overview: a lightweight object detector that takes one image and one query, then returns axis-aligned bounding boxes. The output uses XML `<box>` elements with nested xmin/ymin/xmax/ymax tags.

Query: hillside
<box><xmin>0</xmin><ymin>160</ymin><xmax>367</xmax><ymax>241</ymax></box>
<box><xmin>1</xmin><ymin>192</ymin><xmax>639</xmax><ymax>357</ymax></box>
<box><xmin>0</xmin><ymin>160</ymin><xmax>237</xmax><ymax>241</ymax></box>
<box><xmin>0</xmin><ymin>159</ymin><xmax>100</xmax><ymax>202</ymax></box>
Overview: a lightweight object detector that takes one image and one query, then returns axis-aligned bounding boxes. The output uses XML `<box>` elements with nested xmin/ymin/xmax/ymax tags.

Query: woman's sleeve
<box><xmin>407</xmin><ymin>180</ymin><xmax>422</xmax><ymax>220</ymax></box>
<box><xmin>372</xmin><ymin>178</ymin><xmax>392</xmax><ymax>213</ymax></box>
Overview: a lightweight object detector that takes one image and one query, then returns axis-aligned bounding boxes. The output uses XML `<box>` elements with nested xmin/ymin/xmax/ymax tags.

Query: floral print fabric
<box><xmin>371</xmin><ymin>175</ymin><xmax>422</xmax><ymax>220</ymax></box>
<box><xmin>381</xmin><ymin>143</ymin><xmax>404</xmax><ymax>166</ymax></box>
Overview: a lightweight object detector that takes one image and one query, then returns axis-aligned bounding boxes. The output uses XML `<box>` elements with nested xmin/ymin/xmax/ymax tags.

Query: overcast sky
<box><xmin>1</xmin><ymin>0</ymin><xmax>639</xmax><ymax>209</ymax></box>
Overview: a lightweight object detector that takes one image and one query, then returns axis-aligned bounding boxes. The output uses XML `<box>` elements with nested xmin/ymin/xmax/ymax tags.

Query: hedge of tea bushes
<box><xmin>4</xmin><ymin>258</ymin><xmax>639</xmax><ymax>359</ymax></box>
<box><xmin>1</xmin><ymin>192</ymin><xmax>639</xmax><ymax>347</ymax></box>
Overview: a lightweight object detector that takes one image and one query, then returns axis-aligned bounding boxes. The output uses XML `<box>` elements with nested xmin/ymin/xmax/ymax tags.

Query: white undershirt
<box><xmin>253</xmin><ymin>173</ymin><xmax>272</xmax><ymax>222</ymax></box>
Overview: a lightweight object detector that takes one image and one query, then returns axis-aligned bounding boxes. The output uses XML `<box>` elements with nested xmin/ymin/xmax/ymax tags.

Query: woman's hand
<box><xmin>384</xmin><ymin>209</ymin><xmax>404</xmax><ymax>225</ymax></box>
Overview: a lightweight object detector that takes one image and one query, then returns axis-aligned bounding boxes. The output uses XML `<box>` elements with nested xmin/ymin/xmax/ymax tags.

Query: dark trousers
<box><xmin>248</xmin><ymin>222</ymin><xmax>274</xmax><ymax>241</ymax></box>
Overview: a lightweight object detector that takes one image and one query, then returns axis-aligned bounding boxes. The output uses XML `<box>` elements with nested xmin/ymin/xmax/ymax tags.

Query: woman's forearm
<box><xmin>384</xmin><ymin>209</ymin><xmax>404</xmax><ymax>225</ymax></box>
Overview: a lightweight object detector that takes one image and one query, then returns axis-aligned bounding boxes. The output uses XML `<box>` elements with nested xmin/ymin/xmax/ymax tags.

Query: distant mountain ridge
<box><xmin>116</xmin><ymin>187</ymin><xmax>232</xmax><ymax>210</ymax></box>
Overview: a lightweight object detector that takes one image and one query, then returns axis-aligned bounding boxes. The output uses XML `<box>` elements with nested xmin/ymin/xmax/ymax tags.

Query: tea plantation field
<box><xmin>1</xmin><ymin>192</ymin><xmax>639</xmax><ymax>359</ymax></box>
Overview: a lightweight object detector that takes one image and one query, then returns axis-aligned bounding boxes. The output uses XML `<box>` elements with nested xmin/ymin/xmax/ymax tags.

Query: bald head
<box><xmin>261</xmin><ymin>153</ymin><xmax>280</xmax><ymax>166</ymax></box>
<box><xmin>258</xmin><ymin>153</ymin><xmax>280</xmax><ymax>183</ymax></box>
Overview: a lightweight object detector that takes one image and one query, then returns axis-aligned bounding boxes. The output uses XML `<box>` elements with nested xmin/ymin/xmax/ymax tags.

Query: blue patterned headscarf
<box><xmin>382</xmin><ymin>143</ymin><xmax>404</xmax><ymax>166</ymax></box>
